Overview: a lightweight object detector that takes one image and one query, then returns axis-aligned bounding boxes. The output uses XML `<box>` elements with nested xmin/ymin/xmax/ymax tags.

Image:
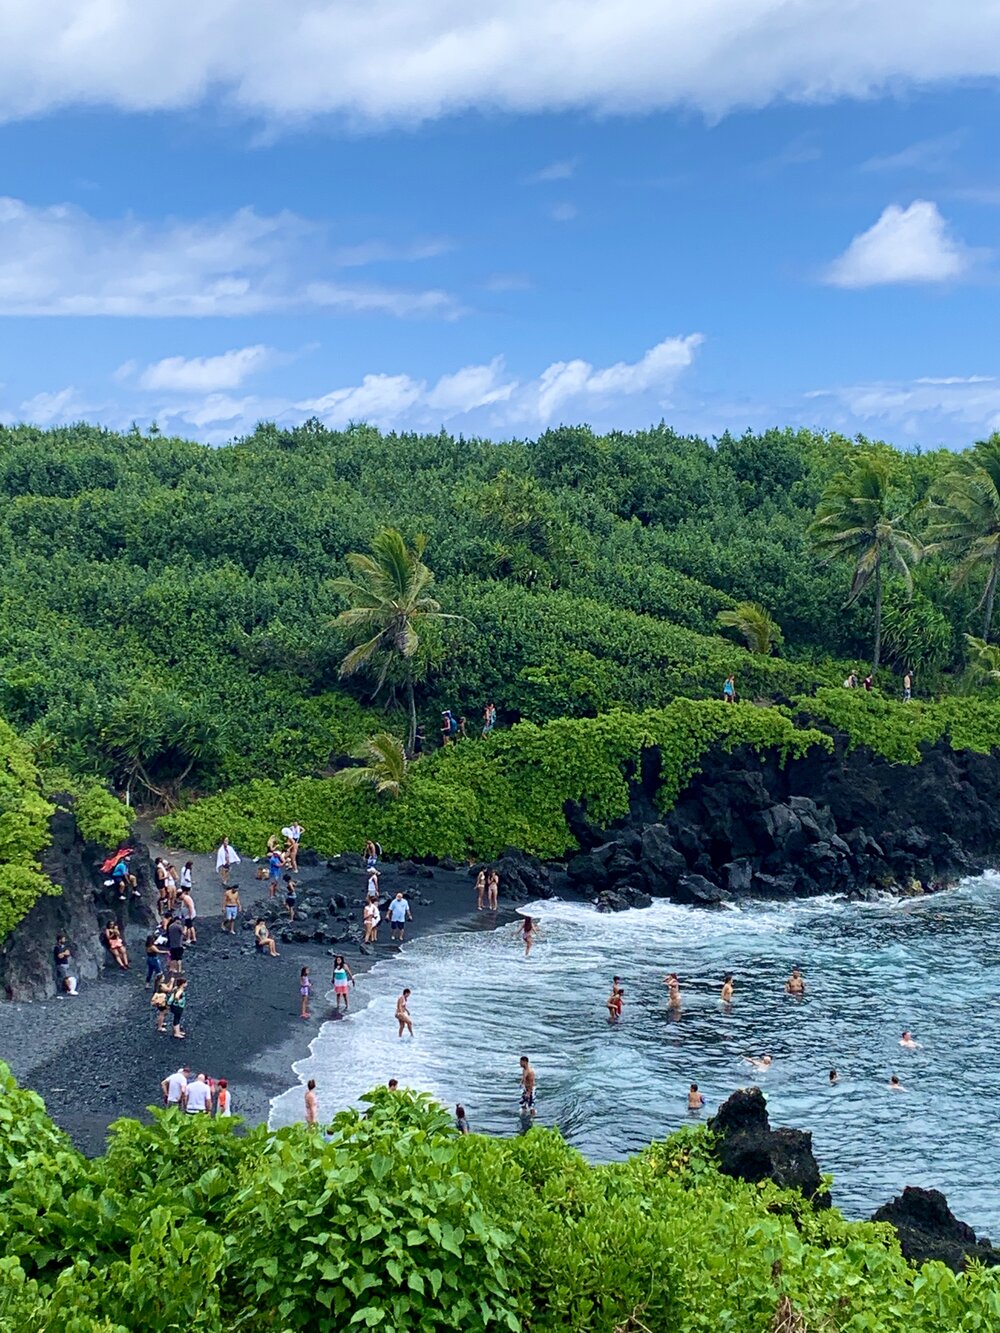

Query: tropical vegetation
<box><xmin>1</xmin><ymin>1065</ymin><xmax>998</xmax><ymax>1333</ymax></box>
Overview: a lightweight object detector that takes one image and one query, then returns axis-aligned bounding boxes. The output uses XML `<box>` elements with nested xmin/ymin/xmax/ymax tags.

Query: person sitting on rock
<box><xmin>103</xmin><ymin>921</ymin><xmax>129</xmax><ymax>970</ymax></box>
<box><xmin>254</xmin><ymin>919</ymin><xmax>280</xmax><ymax>957</ymax></box>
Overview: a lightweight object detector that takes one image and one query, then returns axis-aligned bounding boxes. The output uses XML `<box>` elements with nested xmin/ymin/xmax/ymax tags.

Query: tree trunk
<box><xmin>872</xmin><ymin>552</ymin><xmax>882</xmax><ymax>670</ymax></box>
<box><xmin>406</xmin><ymin>677</ymin><xmax>417</xmax><ymax>753</ymax></box>
<box><xmin>983</xmin><ymin>563</ymin><xmax>999</xmax><ymax>642</ymax></box>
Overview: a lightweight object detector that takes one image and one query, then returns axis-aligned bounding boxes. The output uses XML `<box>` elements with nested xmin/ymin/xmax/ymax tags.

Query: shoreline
<box><xmin>1</xmin><ymin>833</ymin><xmax>543</xmax><ymax>1155</ymax></box>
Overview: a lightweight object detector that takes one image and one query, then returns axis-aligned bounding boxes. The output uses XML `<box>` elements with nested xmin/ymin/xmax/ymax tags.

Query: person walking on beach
<box><xmin>305</xmin><ymin>1079</ymin><xmax>319</xmax><ymax>1126</ymax></box>
<box><xmin>283</xmin><ymin>821</ymin><xmax>304</xmax><ymax>873</ymax></box>
<box><xmin>363</xmin><ymin>899</ymin><xmax>380</xmax><ymax>945</ymax></box>
<box><xmin>170</xmin><ymin>979</ymin><xmax>188</xmax><ymax>1039</ymax></box>
<box><xmin>163</xmin><ymin>863</ymin><xmax>179</xmax><ymax>912</ymax></box>
<box><xmin>153</xmin><ymin>858</ymin><xmax>168</xmax><ymax>913</ymax></box>
<box><xmin>396</xmin><ymin>988</ymin><xmax>414</xmax><ymax>1038</ymax></box>
<box><xmin>162</xmin><ymin>1065</ymin><xmax>189</xmax><ymax>1108</ymax></box>
<box><xmin>299</xmin><ymin>966</ymin><xmax>312</xmax><ymax>1019</ymax></box>
<box><xmin>216</xmin><ymin>837</ymin><xmax>241</xmax><ymax>886</ymax></box>
<box><xmin>151</xmin><ymin>977</ymin><xmax>173</xmax><ymax>1032</ymax></box>
<box><xmin>166</xmin><ymin>915</ymin><xmax>185</xmax><ymax>976</ymax></box>
<box><xmin>179</xmin><ymin>882</ymin><xmax>197</xmax><ymax>945</ymax></box>
<box><xmin>267</xmin><ymin>847</ymin><xmax>284</xmax><ymax>899</ymax></box>
<box><xmin>284</xmin><ymin>874</ymin><xmax>298</xmax><ymax>920</ymax></box>
<box><xmin>185</xmin><ymin>1073</ymin><xmax>212</xmax><ymax>1115</ymax></box>
<box><xmin>222</xmin><ymin>884</ymin><xmax>241</xmax><ymax>934</ymax></box>
<box><xmin>145</xmin><ymin>933</ymin><xmax>167</xmax><ymax>986</ymax></box>
<box><xmin>487</xmin><ymin>870</ymin><xmax>499</xmax><ymax>911</ymax></box>
<box><xmin>216</xmin><ymin>1079</ymin><xmax>232</xmax><ymax>1117</ymax></box>
<box><xmin>53</xmin><ymin>934</ymin><xmax>77</xmax><ymax>995</ymax></box>
<box><xmin>332</xmin><ymin>955</ymin><xmax>355</xmax><ymax>1012</ymax></box>
<box><xmin>474</xmin><ymin>870</ymin><xmax>486</xmax><ymax>911</ymax></box>
<box><xmin>389</xmin><ymin>892</ymin><xmax>411</xmax><ymax>942</ymax></box>
<box><xmin>519</xmin><ymin>1056</ymin><xmax>537</xmax><ymax>1117</ymax></box>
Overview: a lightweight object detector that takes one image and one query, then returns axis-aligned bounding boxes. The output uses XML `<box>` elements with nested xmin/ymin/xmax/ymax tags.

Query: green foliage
<box><xmin>716</xmin><ymin>601</ymin><xmax>784</xmax><ymax>655</ymax></box>
<box><xmin>0</xmin><ymin>718</ymin><xmax>57</xmax><ymax>941</ymax></box>
<box><xmin>2</xmin><ymin>1064</ymin><xmax>1000</xmax><ymax>1332</ymax></box>
<box><xmin>161</xmin><ymin>702</ymin><xmax>832</xmax><ymax>861</ymax></box>
<box><xmin>337</xmin><ymin>731</ymin><xmax>409</xmax><ymax>798</ymax></box>
<box><xmin>927</xmin><ymin>433</ymin><xmax>1000</xmax><ymax>641</ymax></box>
<box><xmin>59</xmin><ymin>780</ymin><xmax>132</xmax><ymax>848</ymax></box>
<box><xmin>798</xmin><ymin>688</ymin><xmax>1000</xmax><ymax>764</ymax></box>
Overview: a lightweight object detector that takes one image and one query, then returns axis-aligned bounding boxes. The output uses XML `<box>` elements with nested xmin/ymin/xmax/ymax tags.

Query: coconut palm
<box><xmin>716</xmin><ymin>602</ymin><xmax>783</xmax><ymax>655</ymax></box>
<box><xmin>336</xmin><ymin>732</ymin><xmax>409</xmax><ymax>798</ymax></box>
<box><xmin>808</xmin><ymin>456</ymin><xmax>922</xmax><ymax>668</ymax></box>
<box><xmin>331</xmin><ymin>528</ymin><xmax>455</xmax><ymax>748</ymax></box>
<box><xmin>926</xmin><ymin>435</ymin><xmax>1000</xmax><ymax>641</ymax></box>
<box><xmin>962</xmin><ymin>634</ymin><xmax>1000</xmax><ymax>687</ymax></box>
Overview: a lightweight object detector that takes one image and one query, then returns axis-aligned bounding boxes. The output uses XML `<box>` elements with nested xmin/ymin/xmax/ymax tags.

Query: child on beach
<box><xmin>332</xmin><ymin>955</ymin><xmax>355</xmax><ymax>1011</ymax></box>
<box><xmin>300</xmin><ymin>967</ymin><xmax>312</xmax><ymax>1019</ymax></box>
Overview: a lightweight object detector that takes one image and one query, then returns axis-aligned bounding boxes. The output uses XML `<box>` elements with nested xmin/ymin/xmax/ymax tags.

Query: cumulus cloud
<box><xmin>824</xmin><ymin>200</ymin><xmax>972</xmax><ymax>288</ymax></box>
<box><xmin>805</xmin><ymin>374</ymin><xmax>1000</xmax><ymax>438</ymax></box>
<box><xmin>2</xmin><ymin>2</ymin><xmax>1000</xmax><ymax>127</ymax></box>
<box><xmin>137</xmin><ymin>345</ymin><xmax>275</xmax><ymax>392</ymax></box>
<box><xmin>118</xmin><ymin>334</ymin><xmax>703</xmax><ymax>440</ymax></box>
<box><xmin>549</xmin><ymin>202</ymin><xmax>578</xmax><ymax>223</ymax></box>
<box><xmin>16</xmin><ymin>386</ymin><xmax>95</xmax><ymax>426</ymax></box>
<box><xmin>0</xmin><ymin>197</ymin><xmax>461</xmax><ymax>318</ymax></box>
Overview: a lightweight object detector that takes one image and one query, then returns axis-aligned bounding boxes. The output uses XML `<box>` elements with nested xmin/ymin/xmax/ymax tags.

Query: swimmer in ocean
<box><xmin>889</xmin><ymin>1075</ymin><xmax>905</xmax><ymax>1091</ymax></box>
<box><xmin>829</xmin><ymin>1069</ymin><xmax>838</xmax><ymax>1085</ymax></box>
<box><xmin>606</xmin><ymin>984</ymin><xmax>624</xmax><ymax>1021</ymax></box>
<box><xmin>899</xmin><ymin>1030</ymin><xmax>919</xmax><ymax>1050</ymax></box>
<box><xmin>687</xmin><ymin>1083</ymin><xmax>705</xmax><ymax>1111</ymax></box>
<box><xmin>785</xmin><ymin>966</ymin><xmax>806</xmax><ymax>996</ymax></box>
<box><xmin>746</xmin><ymin>1054</ymin><xmax>773</xmax><ymax>1072</ymax></box>
<box><xmin>663</xmin><ymin>973</ymin><xmax>681</xmax><ymax>1010</ymax></box>
<box><xmin>721</xmin><ymin>972</ymin><xmax>734</xmax><ymax>1003</ymax></box>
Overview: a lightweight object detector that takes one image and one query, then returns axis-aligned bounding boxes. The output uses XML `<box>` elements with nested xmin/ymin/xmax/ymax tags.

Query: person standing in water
<box><xmin>785</xmin><ymin>966</ymin><xmax>806</xmax><ymax>996</ymax></box>
<box><xmin>687</xmin><ymin>1083</ymin><xmax>705</xmax><ymax>1111</ymax></box>
<box><xmin>331</xmin><ymin>955</ymin><xmax>355</xmax><ymax>1012</ymax></box>
<box><xmin>519</xmin><ymin>1056</ymin><xmax>537</xmax><ymax>1116</ymax></box>
<box><xmin>721</xmin><ymin>973</ymin><xmax>734</xmax><ymax>1004</ymax></box>
<box><xmin>299</xmin><ymin>967</ymin><xmax>312</xmax><ymax>1019</ymax></box>
<box><xmin>517</xmin><ymin>915</ymin><xmax>539</xmax><ymax>957</ymax></box>
<box><xmin>396</xmin><ymin>988</ymin><xmax>414</xmax><ymax>1038</ymax></box>
<box><xmin>900</xmin><ymin>1030</ymin><xmax>920</xmax><ymax>1049</ymax></box>
<box><xmin>606</xmin><ymin>981</ymin><xmax>624</xmax><ymax>1021</ymax></box>
<box><xmin>663</xmin><ymin>973</ymin><xmax>681</xmax><ymax>1010</ymax></box>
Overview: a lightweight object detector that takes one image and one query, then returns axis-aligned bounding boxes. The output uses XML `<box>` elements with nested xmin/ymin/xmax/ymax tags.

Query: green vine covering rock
<box><xmin>1</xmin><ymin>1063</ymin><xmax>999</xmax><ymax>1332</ymax></box>
<box><xmin>797</xmin><ymin>690</ymin><xmax>1000</xmax><ymax>765</ymax></box>
<box><xmin>0</xmin><ymin>719</ymin><xmax>58</xmax><ymax>941</ymax></box>
<box><xmin>160</xmin><ymin>702</ymin><xmax>831</xmax><ymax>861</ymax></box>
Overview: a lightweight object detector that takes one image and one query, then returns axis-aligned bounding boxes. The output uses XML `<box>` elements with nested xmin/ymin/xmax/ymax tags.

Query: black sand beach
<box><xmin>1</xmin><ymin>835</ymin><xmax>532</xmax><ymax>1155</ymax></box>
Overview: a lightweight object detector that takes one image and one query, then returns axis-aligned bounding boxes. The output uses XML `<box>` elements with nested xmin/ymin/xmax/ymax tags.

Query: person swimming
<box><xmin>829</xmin><ymin>1069</ymin><xmax>838</xmax><ymax>1085</ymax></box>
<box><xmin>899</xmin><ymin>1030</ymin><xmax>920</xmax><ymax>1050</ymax></box>
<box><xmin>889</xmin><ymin>1075</ymin><xmax>905</xmax><ymax>1091</ymax></box>
<box><xmin>785</xmin><ymin>966</ymin><xmax>806</xmax><ymax>996</ymax></box>
<box><xmin>746</xmin><ymin>1054</ymin><xmax>773</xmax><ymax>1072</ymax></box>
<box><xmin>720</xmin><ymin>972</ymin><xmax>734</xmax><ymax>1003</ymax></box>
<box><xmin>687</xmin><ymin>1083</ymin><xmax>705</xmax><ymax>1111</ymax></box>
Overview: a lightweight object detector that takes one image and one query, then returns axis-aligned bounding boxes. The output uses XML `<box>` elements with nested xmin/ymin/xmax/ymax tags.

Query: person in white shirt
<box><xmin>184</xmin><ymin>1073</ymin><xmax>213</xmax><ymax>1115</ymax></box>
<box><xmin>161</xmin><ymin>1066</ymin><xmax>190</xmax><ymax>1108</ymax></box>
<box><xmin>215</xmin><ymin>838</ymin><xmax>241</xmax><ymax>886</ymax></box>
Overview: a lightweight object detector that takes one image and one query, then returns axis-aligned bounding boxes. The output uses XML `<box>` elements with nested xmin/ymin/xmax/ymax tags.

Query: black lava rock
<box><xmin>871</xmin><ymin>1187</ymin><xmax>1000</xmax><ymax>1271</ymax></box>
<box><xmin>709</xmin><ymin>1088</ymin><xmax>829</xmax><ymax>1206</ymax></box>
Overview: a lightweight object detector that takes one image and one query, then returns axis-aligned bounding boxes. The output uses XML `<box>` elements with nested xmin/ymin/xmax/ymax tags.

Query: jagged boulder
<box><xmin>871</xmin><ymin>1187</ymin><xmax>1000</xmax><ymax>1271</ymax></box>
<box><xmin>639</xmin><ymin>824</ymin><xmax>687</xmax><ymax>892</ymax></box>
<box><xmin>709</xmin><ymin>1088</ymin><xmax>829</xmax><ymax>1206</ymax></box>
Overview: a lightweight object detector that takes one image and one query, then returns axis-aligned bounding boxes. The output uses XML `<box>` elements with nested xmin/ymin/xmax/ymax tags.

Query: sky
<box><xmin>1</xmin><ymin>1</ymin><xmax>999</xmax><ymax>449</ymax></box>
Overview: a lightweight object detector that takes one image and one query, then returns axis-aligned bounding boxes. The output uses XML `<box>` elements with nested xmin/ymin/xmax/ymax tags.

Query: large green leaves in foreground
<box><xmin>2</xmin><ymin>1063</ymin><xmax>1000</xmax><ymax>1332</ymax></box>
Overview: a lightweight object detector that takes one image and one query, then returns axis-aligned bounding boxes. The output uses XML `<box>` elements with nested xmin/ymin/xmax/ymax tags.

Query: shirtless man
<box><xmin>606</xmin><ymin>982</ymin><xmax>624</xmax><ymax>1021</ymax></box>
<box><xmin>889</xmin><ymin>1075</ymin><xmax>905</xmax><ymax>1091</ymax></box>
<box><xmin>687</xmin><ymin>1083</ymin><xmax>705</xmax><ymax>1110</ymax></box>
<box><xmin>396</xmin><ymin>988</ymin><xmax>414</xmax><ymax>1038</ymax></box>
<box><xmin>785</xmin><ymin>966</ymin><xmax>806</xmax><ymax>996</ymax></box>
<box><xmin>747</xmin><ymin>1054</ymin><xmax>773</xmax><ymax>1072</ymax></box>
<box><xmin>519</xmin><ymin>1055</ymin><xmax>537</xmax><ymax>1117</ymax></box>
<box><xmin>304</xmin><ymin>1079</ymin><xmax>318</xmax><ymax>1126</ymax></box>
<box><xmin>663</xmin><ymin>973</ymin><xmax>681</xmax><ymax>1010</ymax></box>
<box><xmin>221</xmin><ymin>885</ymin><xmax>241</xmax><ymax>934</ymax></box>
<box><xmin>899</xmin><ymin>1030</ymin><xmax>920</xmax><ymax>1050</ymax></box>
<box><xmin>721</xmin><ymin>973</ymin><xmax>734</xmax><ymax>1004</ymax></box>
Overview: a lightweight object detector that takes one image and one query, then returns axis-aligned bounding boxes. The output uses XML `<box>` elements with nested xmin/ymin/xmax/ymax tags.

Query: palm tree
<box><xmin>716</xmin><ymin>602</ymin><xmax>783</xmax><ymax>655</ymax></box>
<box><xmin>336</xmin><ymin>732</ymin><xmax>409</xmax><ymax>798</ymax></box>
<box><xmin>926</xmin><ymin>436</ymin><xmax>1000</xmax><ymax>641</ymax></box>
<box><xmin>808</xmin><ymin>456</ymin><xmax>922</xmax><ymax>668</ymax></box>
<box><xmin>331</xmin><ymin>528</ymin><xmax>454</xmax><ymax>749</ymax></box>
<box><xmin>962</xmin><ymin>634</ymin><xmax>1000</xmax><ymax>687</ymax></box>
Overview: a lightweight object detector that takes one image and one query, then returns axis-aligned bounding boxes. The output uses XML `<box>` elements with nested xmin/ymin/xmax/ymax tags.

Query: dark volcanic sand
<box><xmin>1</xmin><ymin>837</ymin><xmax>521</xmax><ymax>1156</ymax></box>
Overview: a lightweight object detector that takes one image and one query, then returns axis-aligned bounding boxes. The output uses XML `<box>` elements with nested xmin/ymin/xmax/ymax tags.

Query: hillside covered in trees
<box><xmin>2</xmin><ymin>418</ymin><xmax>999</xmax><ymax>793</ymax></box>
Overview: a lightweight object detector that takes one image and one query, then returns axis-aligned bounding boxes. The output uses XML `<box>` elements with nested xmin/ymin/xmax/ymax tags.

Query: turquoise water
<box><xmin>271</xmin><ymin>873</ymin><xmax>1000</xmax><ymax>1234</ymax></box>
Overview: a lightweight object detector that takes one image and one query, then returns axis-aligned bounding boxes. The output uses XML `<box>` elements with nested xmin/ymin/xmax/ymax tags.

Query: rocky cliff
<box><xmin>561</xmin><ymin>734</ymin><xmax>1000</xmax><ymax>910</ymax></box>
<box><xmin>0</xmin><ymin>803</ymin><xmax>155</xmax><ymax>1001</ymax></box>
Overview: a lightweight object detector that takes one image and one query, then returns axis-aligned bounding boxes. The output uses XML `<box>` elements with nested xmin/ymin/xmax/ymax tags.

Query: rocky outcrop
<box><xmin>871</xmin><ymin>1187</ymin><xmax>1000</xmax><ymax>1272</ymax></box>
<box><xmin>709</xmin><ymin>1087</ymin><xmax>829</xmax><ymax>1206</ymax></box>
<box><xmin>564</xmin><ymin>736</ymin><xmax>998</xmax><ymax>907</ymax></box>
<box><xmin>0</xmin><ymin>805</ymin><xmax>155</xmax><ymax>1002</ymax></box>
<box><xmin>472</xmin><ymin>848</ymin><xmax>553</xmax><ymax>902</ymax></box>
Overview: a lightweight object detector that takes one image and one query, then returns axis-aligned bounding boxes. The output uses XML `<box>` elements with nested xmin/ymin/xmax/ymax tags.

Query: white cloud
<box><xmin>525</xmin><ymin>159</ymin><xmax>578</xmax><ymax>184</ymax></box>
<box><xmin>299</xmin><ymin>374</ymin><xmax>426</xmax><ymax>428</ymax></box>
<box><xmin>426</xmin><ymin>358</ymin><xmax>515</xmax><ymax>413</ymax></box>
<box><xmin>138</xmin><ymin>345</ymin><xmax>274</xmax><ymax>392</ymax></box>
<box><xmin>549</xmin><ymin>202</ymin><xmax>578</xmax><ymax>223</ymax></box>
<box><xmin>3</xmin><ymin>3</ymin><xmax>1000</xmax><ymax>126</ymax></box>
<box><xmin>805</xmin><ymin>374</ymin><xmax>1000</xmax><ymax>438</ymax></box>
<box><xmin>824</xmin><ymin>200</ymin><xmax>972</xmax><ymax>288</ymax></box>
<box><xmin>332</xmin><ymin>238</ymin><xmax>452</xmax><ymax>267</ymax></box>
<box><xmin>0</xmin><ymin>197</ymin><xmax>461</xmax><ymax>318</ymax></box>
<box><xmin>861</xmin><ymin>130</ymin><xmax>967</xmax><ymax>174</ymax></box>
<box><xmin>17</xmin><ymin>387</ymin><xmax>94</xmax><ymax>426</ymax></box>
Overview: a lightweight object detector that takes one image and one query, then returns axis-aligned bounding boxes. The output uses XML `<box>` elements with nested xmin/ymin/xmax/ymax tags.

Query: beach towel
<box><xmin>100</xmin><ymin>848</ymin><xmax>134</xmax><ymax>874</ymax></box>
<box><xmin>215</xmin><ymin>844</ymin><xmax>242</xmax><ymax>871</ymax></box>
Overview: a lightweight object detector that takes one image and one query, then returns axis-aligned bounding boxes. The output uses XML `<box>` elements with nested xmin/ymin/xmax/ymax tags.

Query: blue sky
<box><xmin>1</xmin><ymin>1</ymin><xmax>999</xmax><ymax>448</ymax></box>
